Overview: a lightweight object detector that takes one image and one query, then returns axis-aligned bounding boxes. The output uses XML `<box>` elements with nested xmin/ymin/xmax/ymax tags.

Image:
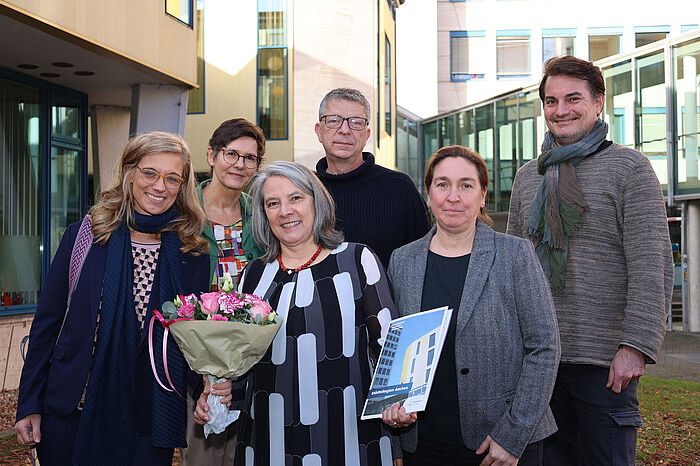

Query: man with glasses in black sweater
<box><xmin>314</xmin><ymin>88</ymin><xmax>430</xmax><ymax>268</ymax></box>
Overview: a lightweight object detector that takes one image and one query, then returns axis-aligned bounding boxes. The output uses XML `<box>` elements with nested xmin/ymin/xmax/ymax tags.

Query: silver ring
<box><xmin>391</xmin><ymin>421</ymin><xmax>398</xmax><ymax>427</ymax></box>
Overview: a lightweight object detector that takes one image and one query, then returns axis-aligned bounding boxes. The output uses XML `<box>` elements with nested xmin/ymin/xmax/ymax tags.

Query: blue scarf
<box><xmin>73</xmin><ymin>207</ymin><xmax>187</xmax><ymax>465</ymax></box>
<box><xmin>527</xmin><ymin>119</ymin><xmax>608</xmax><ymax>293</ymax></box>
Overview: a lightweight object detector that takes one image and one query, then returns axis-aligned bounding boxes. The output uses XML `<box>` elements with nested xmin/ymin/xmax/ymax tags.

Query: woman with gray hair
<box><xmin>233</xmin><ymin>161</ymin><xmax>398</xmax><ymax>465</ymax></box>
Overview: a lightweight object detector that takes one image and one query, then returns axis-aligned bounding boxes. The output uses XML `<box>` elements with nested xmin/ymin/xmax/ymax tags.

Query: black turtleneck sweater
<box><xmin>315</xmin><ymin>153</ymin><xmax>431</xmax><ymax>268</ymax></box>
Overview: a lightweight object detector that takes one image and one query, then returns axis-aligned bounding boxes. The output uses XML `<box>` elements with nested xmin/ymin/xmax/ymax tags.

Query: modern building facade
<box><xmin>397</xmin><ymin>0</ymin><xmax>700</xmax><ymax>117</ymax></box>
<box><xmin>0</xmin><ymin>0</ymin><xmax>404</xmax><ymax>390</ymax></box>
<box><xmin>184</xmin><ymin>0</ymin><xmax>402</xmax><ymax>174</ymax></box>
<box><xmin>397</xmin><ymin>29</ymin><xmax>700</xmax><ymax>332</ymax></box>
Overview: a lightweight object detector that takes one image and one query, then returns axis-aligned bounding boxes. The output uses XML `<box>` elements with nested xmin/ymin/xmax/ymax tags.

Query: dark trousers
<box><xmin>35</xmin><ymin>409</ymin><xmax>174</xmax><ymax>466</ymax></box>
<box><xmin>543</xmin><ymin>363</ymin><xmax>642</xmax><ymax>466</ymax></box>
<box><xmin>404</xmin><ymin>437</ymin><xmax>543</xmax><ymax>466</ymax></box>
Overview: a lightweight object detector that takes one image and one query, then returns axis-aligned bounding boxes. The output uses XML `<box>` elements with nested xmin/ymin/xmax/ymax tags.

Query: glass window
<box><xmin>397</xmin><ymin>114</ymin><xmax>420</xmax><ymax>188</ymax></box>
<box><xmin>602</xmin><ymin>60</ymin><xmax>633</xmax><ymax>148</ymax></box>
<box><xmin>450</xmin><ymin>31</ymin><xmax>486</xmax><ymax>81</ymax></box>
<box><xmin>50</xmin><ymin>146</ymin><xmax>82</xmax><ymax>258</ymax></box>
<box><xmin>497</xmin><ymin>96</ymin><xmax>518</xmax><ymax>211</ymax></box>
<box><xmin>456</xmin><ymin>109</ymin><xmax>475</xmax><ymax>149</ymax></box>
<box><xmin>52</xmin><ymin>99</ymin><xmax>80</xmax><ymax>140</ymax></box>
<box><xmin>385</xmin><ymin>35</ymin><xmax>392</xmax><ymax>136</ymax></box>
<box><xmin>0</xmin><ymin>78</ymin><xmax>43</xmax><ymax>308</ymax></box>
<box><xmin>543</xmin><ymin>36</ymin><xmax>575</xmax><ymax>62</ymax></box>
<box><xmin>439</xmin><ymin>116</ymin><xmax>455</xmax><ymax>148</ymax></box>
<box><xmin>589</xmin><ymin>34</ymin><xmax>620</xmax><ymax>61</ymax></box>
<box><xmin>427</xmin><ymin>348</ymin><xmax>435</xmax><ymax>365</ymax></box>
<box><xmin>258</xmin><ymin>0</ymin><xmax>288</xmax><ymax>140</ymax></box>
<box><xmin>636</xmin><ymin>32</ymin><xmax>668</xmax><ymax>48</ymax></box>
<box><xmin>475</xmin><ymin>104</ymin><xmax>495</xmax><ymax>210</ymax></box>
<box><xmin>423</xmin><ymin>120</ymin><xmax>439</xmax><ymax>168</ymax></box>
<box><xmin>636</xmin><ymin>52</ymin><xmax>668</xmax><ymax>191</ymax></box>
<box><xmin>166</xmin><ymin>0</ymin><xmax>193</xmax><ymax>26</ymax></box>
<box><xmin>518</xmin><ymin>90</ymin><xmax>544</xmax><ymax>163</ymax></box>
<box><xmin>188</xmin><ymin>0</ymin><xmax>205</xmax><ymax>114</ymax></box>
<box><xmin>497</xmin><ymin>31</ymin><xmax>530</xmax><ymax>77</ymax></box>
<box><xmin>674</xmin><ymin>38</ymin><xmax>700</xmax><ymax>195</ymax></box>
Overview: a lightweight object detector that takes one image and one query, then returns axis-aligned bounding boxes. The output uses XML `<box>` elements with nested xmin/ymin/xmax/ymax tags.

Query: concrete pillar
<box><xmin>129</xmin><ymin>84</ymin><xmax>189</xmax><ymax>138</ymax></box>
<box><xmin>688</xmin><ymin>200</ymin><xmax>700</xmax><ymax>332</ymax></box>
<box><xmin>90</xmin><ymin>105</ymin><xmax>130</xmax><ymax>191</ymax></box>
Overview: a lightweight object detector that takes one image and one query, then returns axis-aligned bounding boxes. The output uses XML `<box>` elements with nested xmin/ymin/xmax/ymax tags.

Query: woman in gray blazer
<box><xmin>382</xmin><ymin>146</ymin><xmax>560</xmax><ymax>466</ymax></box>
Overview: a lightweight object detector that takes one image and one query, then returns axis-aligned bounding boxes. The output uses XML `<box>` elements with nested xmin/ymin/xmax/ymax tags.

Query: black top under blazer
<box><xmin>387</xmin><ymin>220</ymin><xmax>561</xmax><ymax>458</ymax></box>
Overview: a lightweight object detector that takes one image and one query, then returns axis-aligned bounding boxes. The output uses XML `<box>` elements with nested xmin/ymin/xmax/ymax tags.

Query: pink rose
<box><xmin>249</xmin><ymin>300</ymin><xmax>272</xmax><ymax>321</ymax></box>
<box><xmin>210</xmin><ymin>314</ymin><xmax>228</xmax><ymax>321</ymax></box>
<box><xmin>178</xmin><ymin>301</ymin><xmax>195</xmax><ymax>318</ymax></box>
<box><xmin>200</xmin><ymin>292</ymin><xmax>221</xmax><ymax>314</ymax></box>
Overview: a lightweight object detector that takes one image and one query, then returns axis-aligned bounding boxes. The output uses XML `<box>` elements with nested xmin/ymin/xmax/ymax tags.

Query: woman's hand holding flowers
<box><xmin>194</xmin><ymin>376</ymin><xmax>232</xmax><ymax>425</ymax></box>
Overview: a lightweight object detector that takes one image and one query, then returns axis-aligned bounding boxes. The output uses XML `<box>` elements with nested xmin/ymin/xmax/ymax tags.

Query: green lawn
<box><xmin>637</xmin><ymin>375</ymin><xmax>700</xmax><ymax>465</ymax></box>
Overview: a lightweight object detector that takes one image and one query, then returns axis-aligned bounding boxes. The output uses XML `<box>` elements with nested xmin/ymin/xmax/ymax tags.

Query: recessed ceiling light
<box><xmin>40</xmin><ymin>73</ymin><xmax>60</xmax><ymax>78</ymax></box>
<box><xmin>18</xmin><ymin>64</ymin><xmax>38</xmax><ymax>69</ymax></box>
<box><xmin>52</xmin><ymin>62</ymin><xmax>74</xmax><ymax>68</ymax></box>
<box><xmin>74</xmin><ymin>70</ymin><xmax>95</xmax><ymax>76</ymax></box>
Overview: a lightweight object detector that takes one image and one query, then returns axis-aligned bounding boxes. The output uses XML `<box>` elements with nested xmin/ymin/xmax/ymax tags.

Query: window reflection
<box><xmin>543</xmin><ymin>36</ymin><xmax>575</xmax><ymax>62</ymax></box>
<box><xmin>674</xmin><ymin>39</ymin><xmax>700</xmax><ymax>194</ymax></box>
<box><xmin>475</xmin><ymin>105</ymin><xmax>495</xmax><ymax>210</ymax></box>
<box><xmin>497</xmin><ymin>97</ymin><xmax>518</xmax><ymax>211</ymax></box>
<box><xmin>0</xmin><ymin>78</ymin><xmax>43</xmax><ymax>308</ymax></box>
<box><xmin>518</xmin><ymin>90</ymin><xmax>544</xmax><ymax>162</ymax></box>
<box><xmin>636</xmin><ymin>52</ymin><xmax>668</xmax><ymax>190</ymax></box>
<box><xmin>589</xmin><ymin>34</ymin><xmax>620</xmax><ymax>61</ymax></box>
<box><xmin>50</xmin><ymin>147</ymin><xmax>81</xmax><ymax>259</ymax></box>
<box><xmin>52</xmin><ymin>99</ymin><xmax>80</xmax><ymax>139</ymax></box>
<box><xmin>257</xmin><ymin>0</ymin><xmax>288</xmax><ymax>140</ymax></box>
<box><xmin>603</xmin><ymin>60</ymin><xmax>633</xmax><ymax>148</ymax></box>
<box><xmin>455</xmin><ymin>110</ymin><xmax>475</xmax><ymax>150</ymax></box>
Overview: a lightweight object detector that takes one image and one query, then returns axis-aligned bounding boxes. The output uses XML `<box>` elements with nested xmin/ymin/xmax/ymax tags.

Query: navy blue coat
<box><xmin>16</xmin><ymin>220</ymin><xmax>210</xmax><ymax>432</ymax></box>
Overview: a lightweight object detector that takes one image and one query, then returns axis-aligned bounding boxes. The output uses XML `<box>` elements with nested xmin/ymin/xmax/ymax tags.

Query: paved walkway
<box><xmin>646</xmin><ymin>330</ymin><xmax>700</xmax><ymax>383</ymax></box>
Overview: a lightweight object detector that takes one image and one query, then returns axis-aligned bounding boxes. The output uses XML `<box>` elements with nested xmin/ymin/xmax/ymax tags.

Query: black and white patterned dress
<box><xmin>236</xmin><ymin>242</ymin><xmax>397</xmax><ymax>466</ymax></box>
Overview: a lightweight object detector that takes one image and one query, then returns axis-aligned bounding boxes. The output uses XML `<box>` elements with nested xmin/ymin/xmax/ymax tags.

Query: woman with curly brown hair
<box><xmin>15</xmin><ymin>131</ymin><xmax>229</xmax><ymax>465</ymax></box>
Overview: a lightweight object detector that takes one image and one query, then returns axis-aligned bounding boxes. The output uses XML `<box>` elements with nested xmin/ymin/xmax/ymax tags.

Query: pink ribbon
<box><xmin>148</xmin><ymin>310</ymin><xmax>192</xmax><ymax>399</ymax></box>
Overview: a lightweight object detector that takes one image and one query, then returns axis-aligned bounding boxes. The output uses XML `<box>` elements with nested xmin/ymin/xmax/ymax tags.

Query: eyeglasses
<box><xmin>320</xmin><ymin>114</ymin><xmax>368</xmax><ymax>131</ymax></box>
<box><xmin>220</xmin><ymin>148</ymin><xmax>260</xmax><ymax>169</ymax></box>
<box><xmin>136</xmin><ymin>167</ymin><xmax>184</xmax><ymax>189</ymax></box>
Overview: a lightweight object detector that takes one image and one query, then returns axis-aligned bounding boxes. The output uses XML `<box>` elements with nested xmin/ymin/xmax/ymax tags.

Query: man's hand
<box><xmin>15</xmin><ymin>414</ymin><xmax>41</xmax><ymax>446</ymax></box>
<box><xmin>607</xmin><ymin>345</ymin><xmax>646</xmax><ymax>393</ymax></box>
<box><xmin>476</xmin><ymin>435</ymin><xmax>518</xmax><ymax>466</ymax></box>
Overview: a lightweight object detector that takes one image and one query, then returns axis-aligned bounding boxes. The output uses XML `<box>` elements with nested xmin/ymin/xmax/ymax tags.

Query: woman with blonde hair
<box><xmin>16</xmin><ymin>131</ymin><xmax>229</xmax><ymax>465</ymax></box>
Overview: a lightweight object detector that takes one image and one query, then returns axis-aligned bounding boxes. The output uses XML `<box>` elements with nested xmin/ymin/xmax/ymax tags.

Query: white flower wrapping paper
<box><xmin>204</xmin><ymin>375</ymin><xmax>240</xmax><ymax>437</ymax></box>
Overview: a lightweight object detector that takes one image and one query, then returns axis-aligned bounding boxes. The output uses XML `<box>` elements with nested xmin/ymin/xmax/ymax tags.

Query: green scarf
<box><xmin>527</xmin><ymin>119</ymin><xmax>608</xmax><ymax>293</ymax></box>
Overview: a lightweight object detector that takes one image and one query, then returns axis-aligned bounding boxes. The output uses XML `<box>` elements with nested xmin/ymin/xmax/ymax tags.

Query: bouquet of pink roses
<box><xmin>151</xmin><ymin>272</ymin><xmax>281</xmax><ymax>436</ymax></box>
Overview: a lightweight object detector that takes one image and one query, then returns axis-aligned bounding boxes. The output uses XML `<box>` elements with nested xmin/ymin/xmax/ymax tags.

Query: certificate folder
<box><xmin>361</xmin><ymin>306</ymin><xmax>452</xmax><ymax>420</ymax></box>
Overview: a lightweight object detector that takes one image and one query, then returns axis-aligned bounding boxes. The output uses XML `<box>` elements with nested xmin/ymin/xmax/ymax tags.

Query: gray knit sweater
<box><xmin>506</xmin><ymin>142</ymin><xmax>673</xmax><ymax>367</ymax></box>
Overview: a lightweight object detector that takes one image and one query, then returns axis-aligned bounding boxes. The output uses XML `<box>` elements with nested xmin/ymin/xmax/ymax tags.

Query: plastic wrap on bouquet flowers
<box><xmin>150</xmin><ymin>273</ymin><xmax>281</xmax><ymax>437</ymax></box>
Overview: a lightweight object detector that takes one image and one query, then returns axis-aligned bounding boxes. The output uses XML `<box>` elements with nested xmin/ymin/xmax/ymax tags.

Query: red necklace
<box><xmin>277</xmin><ymin>244</ymin><xmax>323</xmax><ymax>275</ymax></box>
